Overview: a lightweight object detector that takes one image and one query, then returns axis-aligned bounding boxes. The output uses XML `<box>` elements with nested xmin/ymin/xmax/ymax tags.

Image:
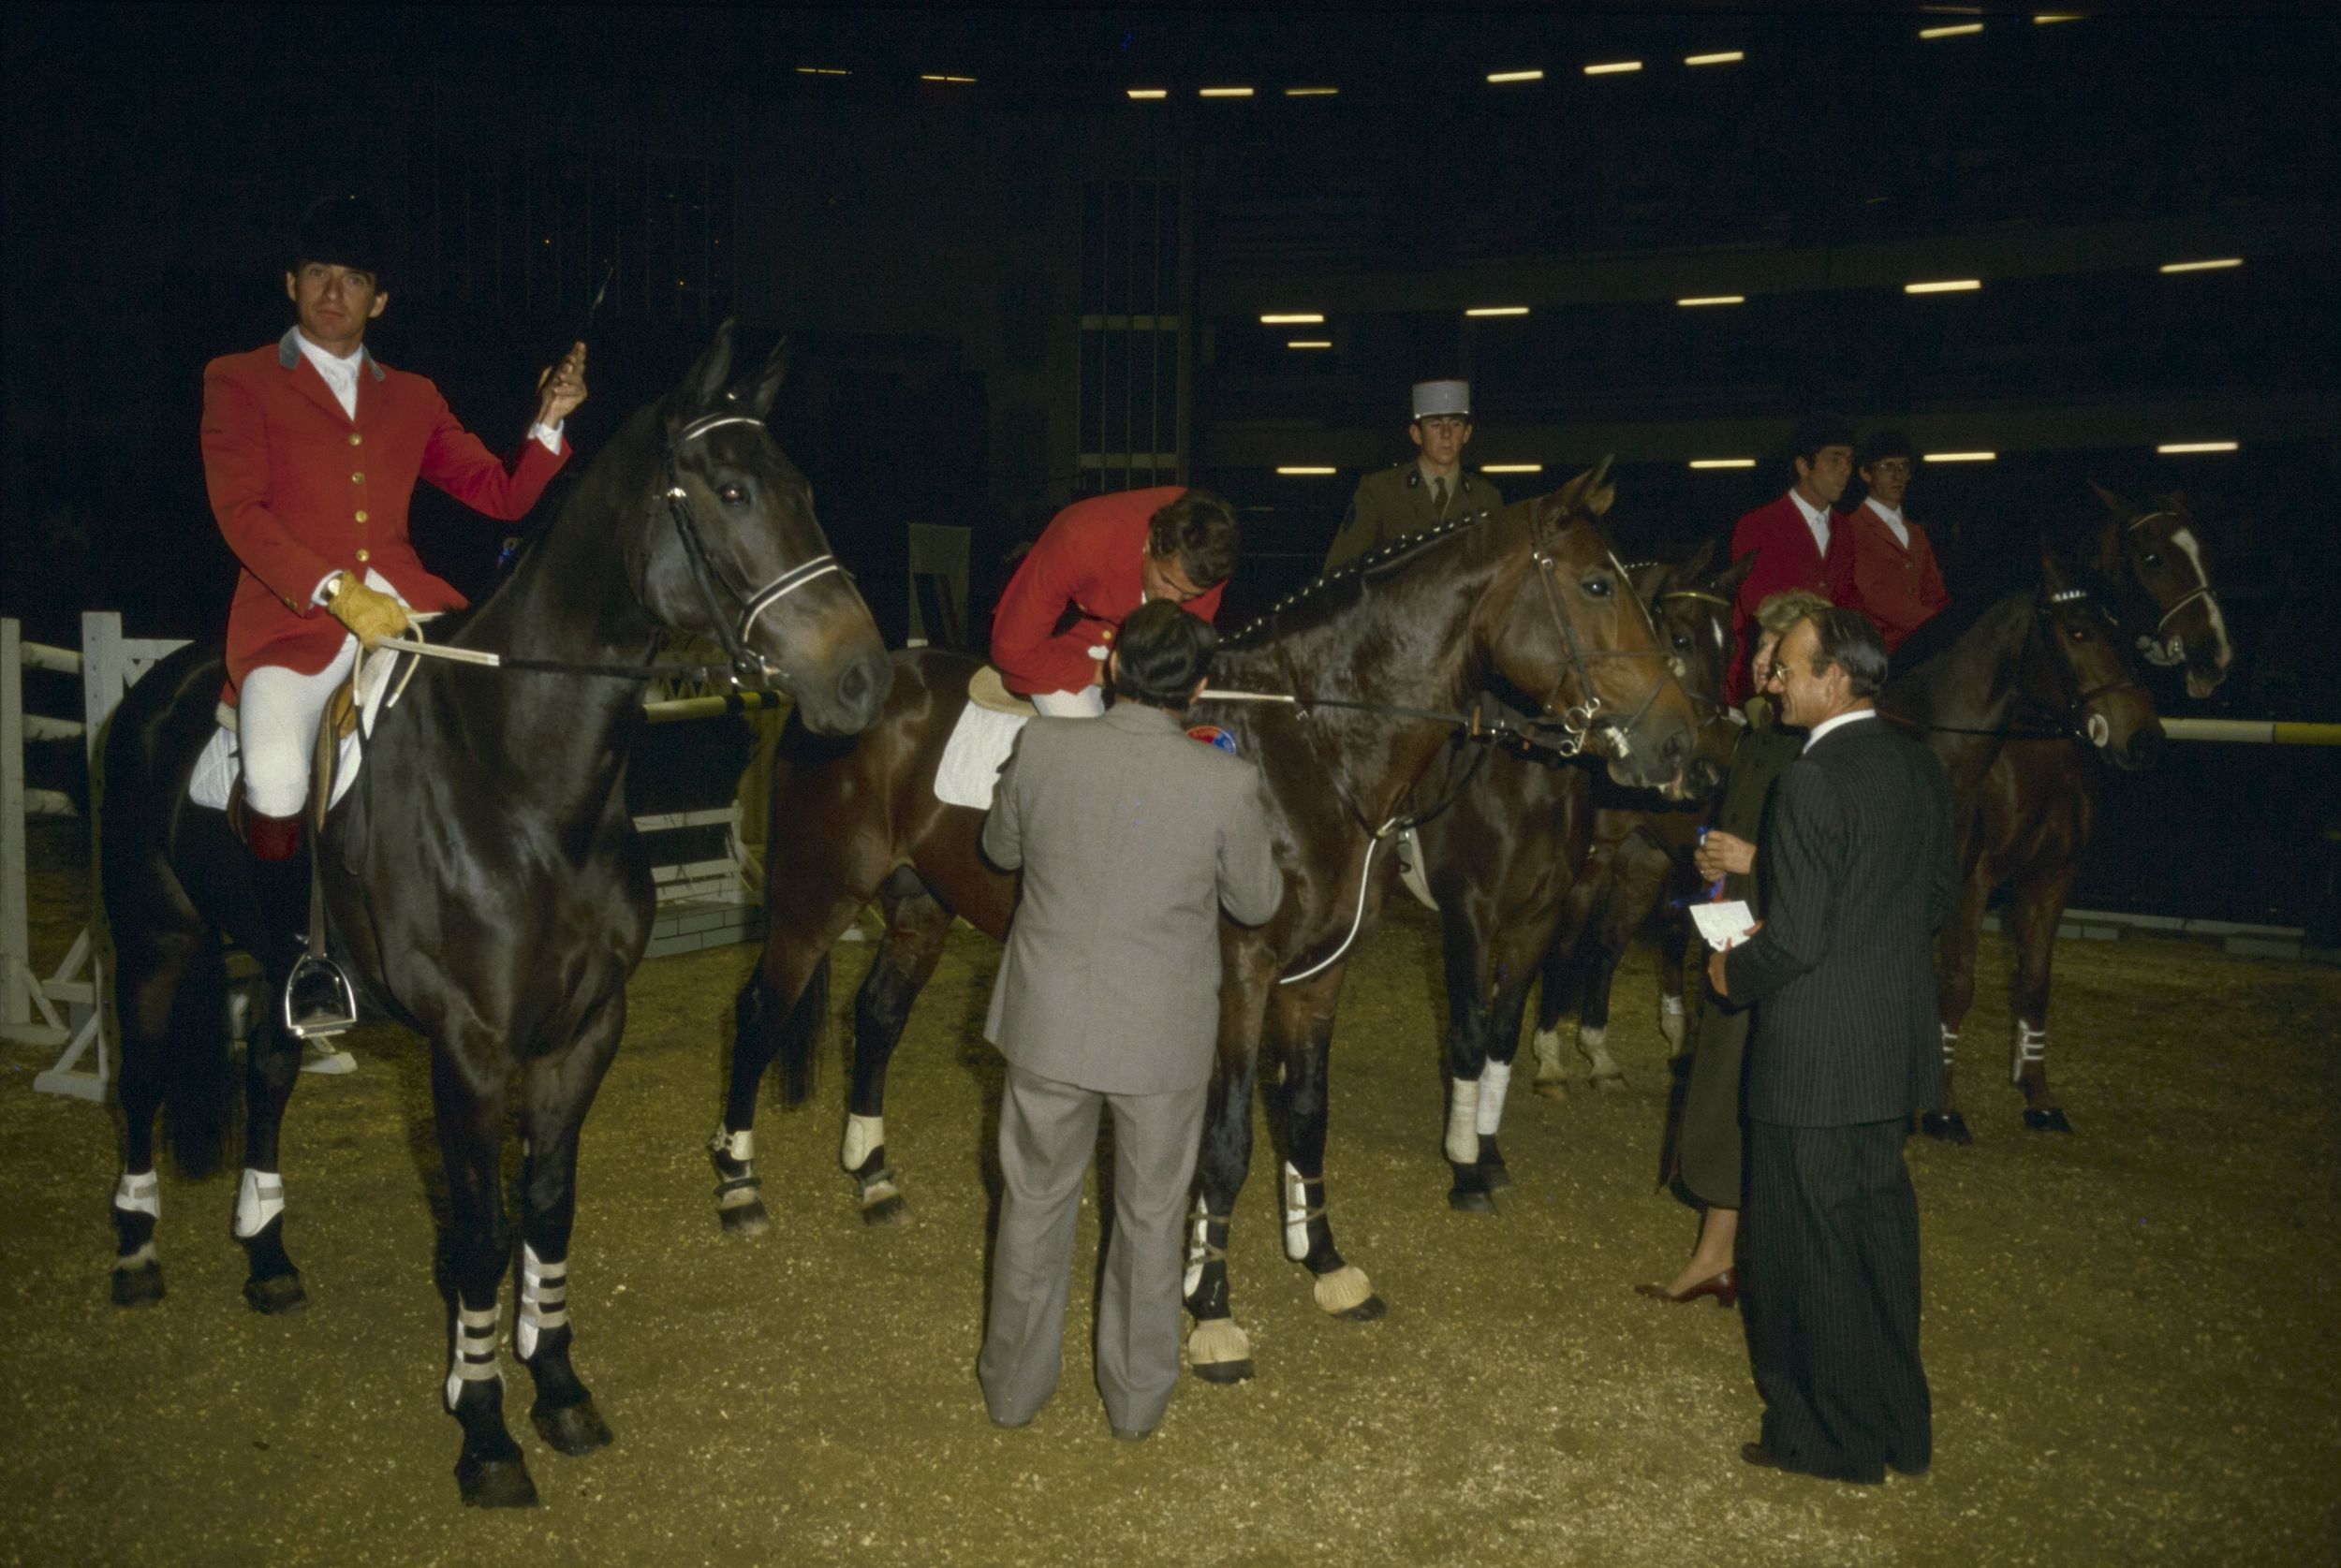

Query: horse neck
<box><xmin>1214</xmin><ymin>517</ymin><xmax>1515</xmax><ymax>821</ymax></box>
<box><xmin>422</xmin><ymin>413</ymin><xmax>667</xmax><ymax>796</ymax></box>
<box><xmin>1884</xmin><ymin>590</ymin><xmax>2035</xmax><ymax>783</ymax></box>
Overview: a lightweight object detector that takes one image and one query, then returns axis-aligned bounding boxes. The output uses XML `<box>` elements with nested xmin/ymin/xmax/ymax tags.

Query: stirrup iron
<box><xmin>283</xmin><ymin>953</ymin><xmax>359</xmax><ymax>1040</ymax></box>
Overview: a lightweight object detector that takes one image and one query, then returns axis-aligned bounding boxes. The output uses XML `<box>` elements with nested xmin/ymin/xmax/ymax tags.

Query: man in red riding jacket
<box><xmin>1844</xmin><ymin>430</ymin><xmax>1949</xmax><ymax>652</ymax></box>
<box><xmin>989</xmin><ymin>486</ymin><xmax>1241</xmax><ymax>716</ymax></box>
<box><xmin>200</xmin><ymin>195</ymin><xmax>587</xmax><ymax>1033</ymax></box>
<box><xmin>1727</xmin><ymin>416</ymin><xmax>1862</xmax><ymax>705</ymax></box>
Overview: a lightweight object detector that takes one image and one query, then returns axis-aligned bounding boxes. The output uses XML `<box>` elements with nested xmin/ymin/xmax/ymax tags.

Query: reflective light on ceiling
<box><xmin>1685</xmin><ymin>51</ymin><xmax>1745</xmax><ymax>66</ymax></box>
<box><xmin>1276</xmin><ymin>466</ymin><xmax>1337</xmax><ymax>476</ymax></box>
<box><xmin>1688</xmin><ymin>459</ymin><xmax>1757</xmax><ymax>469</ymax></box>
<box><xmin>795</xmin><ymin>66</ymin><xmax>850</xmax><ymax>77</ymax></box>
<box><xmin>2032</xmin><ymin>13</ymin><xmax>2085</xmax><ymax>22</ymax></box>
<box><xmin>1677</xmin><ymin>295</ymin><xmax>1745</xmax><ymax>307</ymax></box>
<box><xmin>2157</xmin><ymin>441</ymin><xmax>2239</xmax><ymax>454</ymax></box>
<box><xmin>1286</xmin><ymin>86</ymin><xmax>1339</xmax><ymax>96</ymax></box>
<box><xmin>1920</xmin><ymin>22</ymin><xmax>1986</xmax><ymax>37</ymax></box>
<box><xmin>1126</xmin><ymin>88</ymin><xmax>1168</xmax><ymax>99</ymax></box>
<box><xmin>1481</xmin><ymin>464</ymin><xmax>1545</xmax><ymax>474</ymax></box>
<box><xmin>1923</xmin><ymin>450</ymin><xmax>1997</xmax><ymax>462</ymax></box>
<box><xmin>1905</xmin><ymin>279</ymin><xmax>1982</xmax><ymax>294</ymax></box>
<box><xmin>919</xmin><ymin>74</ymin><xmax>977</xmax><ymax>84</ymax></box>
<box><xmin>1200</xmin><ymin>86</ymin><xmax>1256</xmax><ymax>98</ymax></box>
<box><xmin>1465</xmin><ymin>306</ymin><xmax>1530</xmax><ymax>317</ymax></box>
<box><xmin>1286</xmin><ymin>340</ymin><xmax>1332</xmax><ymax>349</ymax></box>
<box><xmin>1584</xmin><ymin>61</ymin><xmax>1642</xmax><ymax>76</ymax></box>
<box><xmin>2159</xmin><ymin>257</ymin><xmax>2243</xmax><ymax>273</ymax></box>
<box><xmin>1486</xmin><ymin>69</ymin><xmax>1545</xmax><ymax>84</ymax></box>
<box><xmin>1260</xmin><ymin>313</ymin><xmax>1325</xmax><ymax>325</ymax></box>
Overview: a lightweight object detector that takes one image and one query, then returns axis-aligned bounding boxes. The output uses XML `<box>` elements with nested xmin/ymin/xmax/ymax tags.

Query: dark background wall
<box><xmin>5</xmin><ymin>5</ymin><xmax>2337</xmax><ymax>923</ymax></box>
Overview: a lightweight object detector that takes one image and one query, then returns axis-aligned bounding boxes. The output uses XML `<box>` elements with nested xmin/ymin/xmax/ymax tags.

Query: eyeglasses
<box><xmin>1766</xmin><ymin>661</ymin><xmax>1797</xmax><ymax>684</ymax></box>
<box><xmin>1867</xmin><ymin>461</ymin><xmax>1914</xmax><ymax>477</ymax></box>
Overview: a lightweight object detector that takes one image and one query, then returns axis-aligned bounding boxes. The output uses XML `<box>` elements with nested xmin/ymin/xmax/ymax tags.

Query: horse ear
<box><xmin>2039</xmin><ymin>539</ymin><xmax>2075</xmax><ymax>593</ymax></box>
<box><xmin>738</xmin><ymin>335</ymin><xmax>791</xmax><ymax>419</ymax></box>
<box><xmin>1713</xmin><ymin>548</ymin><xmax>1760</xmax><ymax>598</ymax></box>
<box><xmin>680</xmin><ymin>318</ymin><xmax>738</xmax><ymax>412</ymax></box>
<box><xmin>1628</xmin><ymin>560</ymin><xmax>1673</xmax><ymax>602</ymax></box>
<box><xmin>1680</xmin><ymin>535</ymin><xmax>1718</xmax><ymax>581</ymax></box>
<box><xmin>2088</xmin><ymin>480</ymin><xmax>2137</xmax><ymax>519</ymax></box>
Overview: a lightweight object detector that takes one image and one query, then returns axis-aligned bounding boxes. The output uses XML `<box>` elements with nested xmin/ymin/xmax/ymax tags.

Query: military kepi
<box><xmin>295</xmin><ymin>194</ymin><xmax>392</xmax><ymax>284</ymax></box>
<box><xmin>1411</xmin><ymin>379</ymin><xmax>1472</xmax><ymax>420</ymax></box>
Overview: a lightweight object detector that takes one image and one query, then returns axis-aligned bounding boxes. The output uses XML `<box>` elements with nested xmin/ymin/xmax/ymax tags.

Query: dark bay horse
<box><xmin>1522</xmin><ymin>547</ymin><xmax>1755</xmax><ymax>1105</ymax></box>
<box><xmin>714</xmin><ymin>466</ymin><xmax>1699</xmax><ymax>1382</ymax></box>
<box><xmin>1408</xmin><ymin>542</ymin><xmax>1750</xmax><ymax>1212</ymax></box>
<box><xmin>1923</xmin><ymin>488</ymin><xmax>2231</xmax><ymax>1141</ymax></box>
<box><xmin>101</xmin><ymin>323</ymin><xmax>891</xmax><ymax>1507</ymax></box>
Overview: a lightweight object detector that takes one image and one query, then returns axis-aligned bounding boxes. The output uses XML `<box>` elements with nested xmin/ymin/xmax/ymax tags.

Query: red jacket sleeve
<box><xmin>419</xmin><ymin>393</ymin><xmax>569</xmax><ymax>520</ymax></box>
<box><xmin>1823</xmin><ymin>524</ymin><xmax>1860</xmax><ymax>619</ymax></box>
<box><xmin>201</xmin><ymin>360</ymin><xmax>336</xmax><ymax>610</ymax></box>
<box><xmin>992</xmin><ymin>523</ymin><xmax>1110</xmax><ymax>696</ymax></box>
<box><xmin>1729</xmin><ymin>507</ymin><xmax>1803</xmax><ymax>703</ymax></box>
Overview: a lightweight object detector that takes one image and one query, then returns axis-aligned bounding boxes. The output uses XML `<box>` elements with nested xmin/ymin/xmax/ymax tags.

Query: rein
<box><xmin>378</xmin><ymin>411</ymin><xmax>843</xmax><ymax>688</ymax></box>
<box><xmin>1895</xmin><ymin>586</ymin><xmax>2146</xmax><ymax>743</ymax></box>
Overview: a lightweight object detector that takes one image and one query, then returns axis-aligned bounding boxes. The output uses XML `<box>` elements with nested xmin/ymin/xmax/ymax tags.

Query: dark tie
<box><xmin>1433</xmin><ymin>476</ymin><xmax>1449</xmax><ymax>517</ymax></box>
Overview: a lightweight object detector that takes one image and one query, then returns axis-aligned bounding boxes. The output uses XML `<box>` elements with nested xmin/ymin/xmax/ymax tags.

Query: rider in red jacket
<box><xmin>990</xmin><ymin>487</ymin><xmax>1240</xmax><ymax>714</ymax></box>
<box><xmin>1728</xmin><ymin>417</ymin><xmax>1861</xmax><ymax>705</ymax></box>
<box><xmin>199</xmin><ymin>197</ymin><xmax>586</xmax><ymax>1032</ymax></box>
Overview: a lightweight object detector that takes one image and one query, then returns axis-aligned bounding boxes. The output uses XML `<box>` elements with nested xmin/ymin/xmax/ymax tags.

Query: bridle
<box><xmin>1519</xmin><ymin>509</ymin><xmax>1682</xmax><ymax>759</ymax></box>
<box><xmin>661</xmin><ymin>412</ymin><xmax>847</xmax><ymax>687</ymax></box>
<box><xmin>2020</xmin><ymin>585</ymin><xmax>2151</xmax><ymax>744</ymax></box>
<box><xmin>2123</xmin><ymin>506</ymin><xmax>2224</xmax><ymax>654</ymax></box>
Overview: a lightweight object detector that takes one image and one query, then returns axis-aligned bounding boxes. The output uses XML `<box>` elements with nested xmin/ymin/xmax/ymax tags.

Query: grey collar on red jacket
<box><xmin>277</xmin><ymin>326</ymin><xmax>386</xmax><ymax>381</ymax></box>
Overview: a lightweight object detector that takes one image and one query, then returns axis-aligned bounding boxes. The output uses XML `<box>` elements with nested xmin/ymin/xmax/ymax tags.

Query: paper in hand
<box><xmin>1690</xmin><ymin>900</ymin><xmax>1759</xmax><ymax>950</ymax></box>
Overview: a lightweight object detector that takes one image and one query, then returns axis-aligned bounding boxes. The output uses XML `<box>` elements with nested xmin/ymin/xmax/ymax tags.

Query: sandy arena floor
<box><xmin>3</xmin><ymin>854</ymin><xmax>2337</xmax><ymax>1566</ymax></box>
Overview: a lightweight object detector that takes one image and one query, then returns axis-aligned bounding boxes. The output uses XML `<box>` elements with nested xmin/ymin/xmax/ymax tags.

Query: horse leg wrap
<box><xmin>1444</xmin><ymin>1077</ymin><xmax>1481</xmax><ymax>1164</ymax></box>
<box><xmin>708</xmin><ymin>1124</ymin><xmax>765</xmax><ymax>1213</ymax></box>
<box><xmin>841</xmin><ymin>1113</ymin><xmax>884</xmax><ymax>1173</ymax></box>
<box><xmin>1577</xmin><ymin>1023</ymin><xmax>1624</xmax><ymax>1088</ymax></box>
<box><xmin>517</xmin><ymin>1244</ymin><xmax>569</xmax><ymax>1361</ymax></box>
<box><xmin>1183</xmin><ymin>1199</ymin><xmax>1229</xmax><ymax>1300</ymax></box>
<box><xmin>232</xmin><ymin>1168</ymin><xmax>285</xmax><ymax>1240</ymax></box>
<box><xmin>114</xmin><ymin>1170</ymin><xmax>161</xmax><ymax>1221</ymax></box>
<box><xmin>1658</xmin><ymin>992</ymin><xmax>1686</xmax><ymax>1052</ymax></box>
<box><xmin>1186</xmin><ymin>1316</ymin><xmax>1251</xmax><ymax>1378</ymax></box>
<box><xmin>1475</xmin><ymin>1061</ymin><xmax>1512</xmax><ymax>1137</ymax></box>
<box><xmin>1279</xmin><ymin>1162</ymin><xmax>1325</xmax><ymax>1263</ymax></box>
<box><xmin>2012</xmin><ymin>1023</ymin><xmax>2047</xmax><ymax>1087</ymax></box>
<box><xmin>446</xmin><ymin>1301</ymin><xmax>504</xmax><ymax>1411</ymax></box>
<box><xmin>1531</xmin><ymin>1027</ymin><xmax>1567</xmax><ymax>1093</ymax></box>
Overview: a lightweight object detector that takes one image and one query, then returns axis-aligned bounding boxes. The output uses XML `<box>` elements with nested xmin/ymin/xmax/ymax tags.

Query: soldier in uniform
<box><xmin>1322</xmin><ymin>378</ymin><xmax>1504</xmax><ymax>573</ymax></box>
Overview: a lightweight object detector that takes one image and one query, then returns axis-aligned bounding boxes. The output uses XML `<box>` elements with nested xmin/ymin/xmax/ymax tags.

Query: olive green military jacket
<box><xmin>1322</xmin><ymin>462</ymin><xmax>1505</xmax><ymax>573</ymax></box>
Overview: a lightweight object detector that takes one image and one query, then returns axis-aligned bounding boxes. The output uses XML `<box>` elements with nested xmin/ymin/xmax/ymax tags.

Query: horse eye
<box><xmin>2142</xmin><ymin>552</ymin><xmax>2162</xmax><ymax>567</ymax></box>
<box><xmin>1672</xmin><ymin>632</ymin><xmax>1693</xmax><ymax>652</ymax></box>
<box><xmin>1582</xmin><ymin>578</ymin><xmax>1612</xmax><ymax>597</ymax></box>
<box><xmin>719</xmin><ymin>484</ymin><xmax>746</xmax><ymax>506</ymax></box>
<box><xmin>2068</xmin><ymin>626</ymin><xmax>2089</xmax><ymax>641</ymax></box>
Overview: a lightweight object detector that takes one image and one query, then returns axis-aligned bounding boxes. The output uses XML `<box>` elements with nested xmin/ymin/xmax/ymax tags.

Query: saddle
<box><xmin>966</xmin><ymin>665</ymin><xmax>1038</xmax><ymax>718</ymax></box>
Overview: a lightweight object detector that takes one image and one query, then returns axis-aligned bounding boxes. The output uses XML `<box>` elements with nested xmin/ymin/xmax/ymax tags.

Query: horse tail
<box><xmin>758</xmin><ymin>953</ymin><xmax>830</xmax><ymax>1110</ymax></box>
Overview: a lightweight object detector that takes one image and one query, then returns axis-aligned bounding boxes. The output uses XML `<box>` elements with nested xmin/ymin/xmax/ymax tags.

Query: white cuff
<box><xmin>530</xmin><ymin>420</ymin><xmax>565</xmax><ymax>455</ymax></box>
<box><xmin>310</xmin><ymin>570</ymin><xmax>343</xmax><ymax>607</ymax></box>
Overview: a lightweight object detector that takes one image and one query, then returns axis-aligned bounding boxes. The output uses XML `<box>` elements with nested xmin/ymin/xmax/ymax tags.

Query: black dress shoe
<box><xmin>1741</xmin><ymin>1442</ymin><xmax>1780</xmax><ymax>1470</ymax></box>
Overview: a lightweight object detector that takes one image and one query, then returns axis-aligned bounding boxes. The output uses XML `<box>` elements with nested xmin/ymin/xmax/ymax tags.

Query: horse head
<box><xmin>2087</xmin><ymin>482</ymin><xmax>2234</xmax><ymax>699</ymax></box>
<box><xmin>1492</xmin><ymin>462</ymin><xmax>1701</xmax><ymax>795</ymax></box>
<box><xmin>1638</xmin><ymin>541</ymin><xmax>1758</xmax><ymax>799</ymax></box>
<box><xmin>2032</xmin><ymin>549</ymin><xmax>2162</xmax><ymax>770</ymax></box>
<box><xmin>628</xmin><ymin>320</ymin><xmax>892</xmax><ymax>736</ymax></box>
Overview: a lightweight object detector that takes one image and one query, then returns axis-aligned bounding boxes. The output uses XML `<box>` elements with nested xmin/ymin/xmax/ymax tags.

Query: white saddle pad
<box><xmin>1392</xmin><ymin>825</ymin><xmax>1437</xmax><ymax>913</ymax></box>
<box><xmin>934</xmin><ymin>701</ymin><xmax>1028</xmax><ymax>812</ymax></box>
<box><xmin>188</xmin><ymin>648</ymin><xmax>401</xmax><ymax>813</ymax></box>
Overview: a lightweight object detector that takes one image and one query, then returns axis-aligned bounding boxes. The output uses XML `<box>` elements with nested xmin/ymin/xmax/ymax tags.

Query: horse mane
<box><xmin>1219</xmin><ymin>508</ymin><xmax>1509</xmax><ymax>651</ymax></box>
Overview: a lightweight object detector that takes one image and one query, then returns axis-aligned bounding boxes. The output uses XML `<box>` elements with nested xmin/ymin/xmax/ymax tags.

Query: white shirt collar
<box><xmin>1863</xmin><ymin>496</ymin><xmax>1903</xmax><ymax>528</ymax></box>
<box><xmin>1788</xmin><ymin>488</ymin><xmax>1832</xmax><ymax>554</ymax></box>
<box><xmin>1804</xmin><ymin>707</ymin><xmax>1878</xmax><ymax>752</ymax></box>
<box><xmin>294</xmin><ymin>332</ymin><xmax>366</xmax><ymax>418</ymax></box>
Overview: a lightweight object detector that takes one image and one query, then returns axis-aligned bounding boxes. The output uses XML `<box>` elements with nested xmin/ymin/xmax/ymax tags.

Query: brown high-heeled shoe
<box><xmin>1633</xmin><ymin>1268</ymin><xmax>1738</xmax><ymax>1308</ymax></box>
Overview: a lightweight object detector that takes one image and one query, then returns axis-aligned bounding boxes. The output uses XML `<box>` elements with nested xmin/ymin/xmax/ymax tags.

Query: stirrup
<box><xmin>283</xmin><ymin>954</ymin><xmax>360</xmax><ymax>1040</ymax></box>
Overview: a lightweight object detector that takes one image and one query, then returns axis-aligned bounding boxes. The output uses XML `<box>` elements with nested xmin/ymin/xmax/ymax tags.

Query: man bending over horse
<box><xmin>989</xmin><ymin>486</ymin><xmax>1239</xmax><ymax>716</ymax></box>
<box><xmin>199</xmin><ymin>195</ymin><xmax>587</xmax><ymax>1033</ymax></box>
<box><xmin>978</xmin><ymin>600</ymin><xmax>1284</xmax><ymax>1440</ymax></box>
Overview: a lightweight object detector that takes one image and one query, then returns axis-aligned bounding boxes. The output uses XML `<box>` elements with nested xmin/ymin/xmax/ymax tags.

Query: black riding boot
<box><xmin>248</xmin><ymin>812</ymin><xmax>357</xmax><ymax>1039</ymax></box>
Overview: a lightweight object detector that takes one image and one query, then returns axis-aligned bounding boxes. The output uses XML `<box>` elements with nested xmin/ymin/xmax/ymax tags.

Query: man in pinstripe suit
<box><xmin>1711</xmin><ymin>607</ymin><xmax>1956</xmax><ymax>1484</ymax></box>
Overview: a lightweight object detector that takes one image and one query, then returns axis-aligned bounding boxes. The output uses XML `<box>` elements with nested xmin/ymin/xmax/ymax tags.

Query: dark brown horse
<box><xmin>1409</xmin><ymin>542</ymin><xmax>1751</xmax><ymax>1212</ymax></box>
<box><xmin>101</xmin><ymin>324</ymin><xmax>891</xmax><ymax>1507</ymax></box>
<box><xmin>713</xmin><ymin>466</ymin><xmax>1699</xmax><ymax>1382</ymax></box>
<box><xmin>1922</xmin><ymin>488</ymin><xmax>2231</xmax><ymax>1140</ymax></box>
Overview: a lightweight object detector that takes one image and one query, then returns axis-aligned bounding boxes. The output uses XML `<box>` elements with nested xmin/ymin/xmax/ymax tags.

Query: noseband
<box><xmin>2031</xmin><ymin>585</ymin><xmax>2149</xmax><ymax>743</ymax></box>
<box><xmin>662</xmin><ymin>412</ymin><xmax>846</xmax><ymax>687</ymax></box>
<box><xmin>2124</xmin><ymin>507</ymin><xmax>2226</xmax><ymax>647</ymax></box>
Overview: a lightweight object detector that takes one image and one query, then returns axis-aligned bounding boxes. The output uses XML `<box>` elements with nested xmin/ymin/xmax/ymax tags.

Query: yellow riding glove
<box><xmin>326</xmin><ymin>574</ymin><xmax>411</xmax><ymax>649</ymax></box>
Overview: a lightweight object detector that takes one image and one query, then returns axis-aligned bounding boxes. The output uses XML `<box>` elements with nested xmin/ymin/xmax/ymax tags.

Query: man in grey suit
<box><xmin>1712</xmin><ymin>607</ymin><xmax>1955</xmax><ymax>1485</ymax></box>
<box><xmin>978</xmin><ymin>600</ymin><xmax>1285</xmax><ymax>1441</ymax></box>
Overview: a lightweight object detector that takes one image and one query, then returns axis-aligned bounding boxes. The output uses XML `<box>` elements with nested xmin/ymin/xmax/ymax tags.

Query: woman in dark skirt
<box><xmin>1637</xmin><ymin>588</ymin><xmax>1836</xmax><ymax>1307</ymax></box>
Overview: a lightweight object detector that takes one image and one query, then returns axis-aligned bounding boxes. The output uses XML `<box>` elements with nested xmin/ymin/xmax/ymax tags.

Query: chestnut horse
<box><xmin>713</xmin><ymin>466</ymin><xmax>1698</xmax><ymax>1382</ymax></box>
<box><xmin>1922</xmin><ymin>487</ymin><xmax>2231</xmax><ymax>1140</ymax></box>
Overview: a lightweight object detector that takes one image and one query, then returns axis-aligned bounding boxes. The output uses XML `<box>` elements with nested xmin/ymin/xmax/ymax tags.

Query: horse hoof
<box><xmin>1532</xmin><ymin>1078</ymin><xmax>1567</xmax><ymax>1101</ymax></box>
<box><xmin>243</xmin><ymin>1271</ymin><xmax>308</xmax><ymax>1315</ymax></box>
<box><xmin>1920</xmin><ymin>1111</ymin><xmax>1973</xmax><ymax>1146</ymax></box>
<box><xmin>532</xmin><ymin>1399</ymin><xmax>614</xmax><ymax>1457</ymax></box>
<box><xmin>717</xmin><ymin>1200</ymin><xmax>772</xmax><ymax>1239</ymax></box>
<box><xmin>456</xmin><ymin>1455</ymin><xmax>540</xmax><ymax>1509</ymax></box>
<box><xmin>1480</xmin><ymin>1163</ymin><xmax>1513</xmax><ymax>1193</ymax></box>
<box><xmin>861</xmin><ymin>1194</ymin><xmax>908</xmax><ymax>1226</ymax></box>
<box><xmin>1447</xmin><ymin>1188</ymin><xmax>1496</xmax><ymax>1214</ymax></box>
<box><xmin>111</xmin><ymin>1263</ymin><xmax>165</xmax><ymax>1308</ymax></box>
<box><xmin>1191</xmin><ymin>1357</ymin><xmax>1253</xmax><ymax>1385</ymax></box>
<box><xmin>1336</xmin><ymin>1295</ymin><xmax>1388</xmax><ymax>1324</ymax></box>
<box><xmin>2023</xmin><ymin>1107</ymin><xmax>2074</xmax><ymax>1135</ymax></box>
<box><xmin>1591</xmin><ymin>1073</ymin><xmax>1628</xmax><ymax>1095</ymax></box>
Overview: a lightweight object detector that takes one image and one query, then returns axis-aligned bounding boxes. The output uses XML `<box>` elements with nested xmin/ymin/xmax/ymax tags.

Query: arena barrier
<box><xmin>2</xmin><ymin>615</ymin><xmax>777</xmax><ymax>1101</ymax></box>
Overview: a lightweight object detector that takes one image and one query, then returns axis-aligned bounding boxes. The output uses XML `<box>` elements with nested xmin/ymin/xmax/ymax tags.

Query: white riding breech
<box><xmin>236</xmin><ymin>569</ymin><xmax>404</xmax><ymax>817</ymax></box>
<box><xmin>1030</xmin><ymin>687</ymin><xmax>1106</xmax><ymax>718</ymax></box>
